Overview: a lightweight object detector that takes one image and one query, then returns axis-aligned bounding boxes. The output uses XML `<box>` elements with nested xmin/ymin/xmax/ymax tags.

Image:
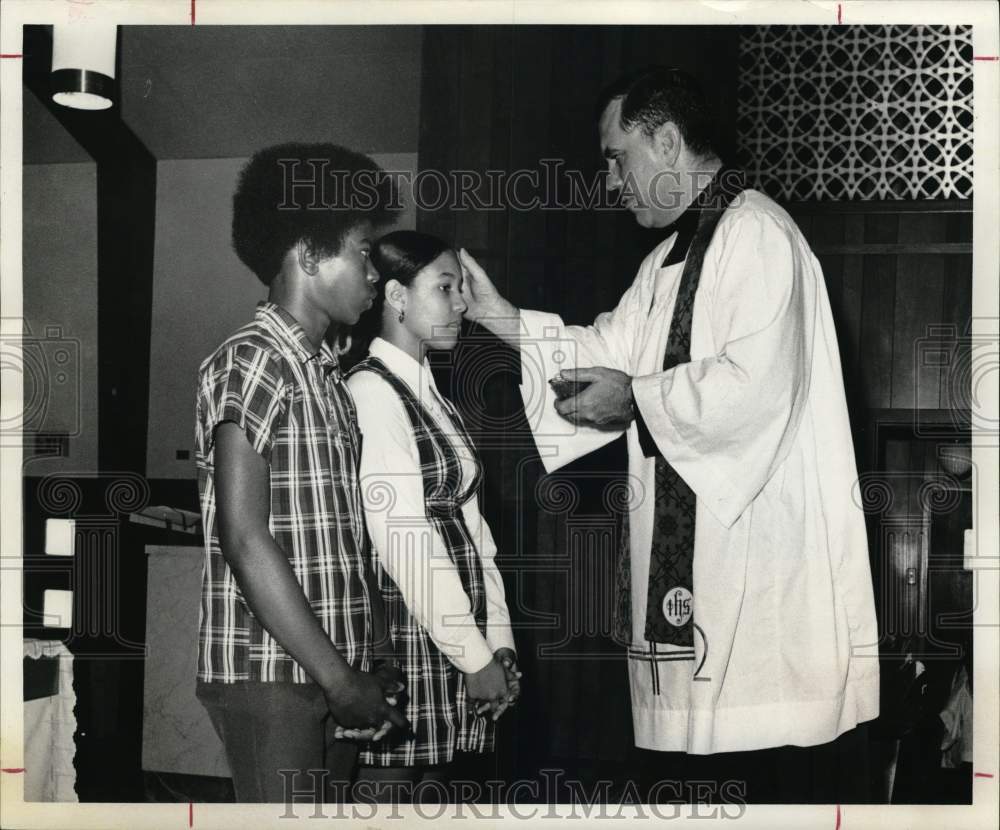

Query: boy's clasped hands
<box><xmin>331</xmin><ymin>660</ymin><xmax>408</xmax><ymax>742</ymax></box>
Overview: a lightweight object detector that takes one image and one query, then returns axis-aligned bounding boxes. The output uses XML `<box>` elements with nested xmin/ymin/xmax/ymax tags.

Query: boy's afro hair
<box><xmin>232</xmin><ymin>142</ymin><xmax>398</xmax><ymax>284</ymax></box>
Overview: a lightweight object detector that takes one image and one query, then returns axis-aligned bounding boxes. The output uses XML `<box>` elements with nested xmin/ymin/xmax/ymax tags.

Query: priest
<box><xmin>458</xmin><ymin>66</ymin><xmax>879</xmax><ymax>800</ymax></box>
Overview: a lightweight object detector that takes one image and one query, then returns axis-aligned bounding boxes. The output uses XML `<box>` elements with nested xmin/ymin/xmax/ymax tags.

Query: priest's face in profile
<box><xmin>599</xmin><ymin>96</ymin><xmax>687</xmax><ymax>229</ymax></box>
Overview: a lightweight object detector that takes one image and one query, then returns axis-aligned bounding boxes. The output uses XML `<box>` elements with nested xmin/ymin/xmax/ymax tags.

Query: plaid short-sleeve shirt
<box><xmin>195</xmin><ymin>301</ymin><xmax>373</xmax><ymax>683</ymax></box>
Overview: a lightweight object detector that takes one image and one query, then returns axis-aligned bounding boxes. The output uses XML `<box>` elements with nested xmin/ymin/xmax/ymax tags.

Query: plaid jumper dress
<box><xmin>350</xmin><ymin>356</ymin><xmax>494</xmax><ymax>766</ymax></box>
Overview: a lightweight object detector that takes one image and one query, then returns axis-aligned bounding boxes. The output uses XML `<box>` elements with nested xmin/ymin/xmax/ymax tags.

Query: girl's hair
<box><xmin>370</xmin><ymin>230</ymin><xmax>451</xmax><ymax>290</ymax></box>
<box><xmin>344</xmin><ymin>230</ymin><xmax>452</xmax><ymax>366</ymax></box>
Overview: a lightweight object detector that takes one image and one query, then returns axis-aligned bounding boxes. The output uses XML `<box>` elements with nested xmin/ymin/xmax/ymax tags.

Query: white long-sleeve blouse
<box><xmin>347</xmin><ymin>337</ymin><xmax>516</xmax><ymax>675</ymax></box>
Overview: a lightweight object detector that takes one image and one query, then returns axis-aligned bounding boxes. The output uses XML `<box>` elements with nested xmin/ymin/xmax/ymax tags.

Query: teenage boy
<box><xmin>194</xmin><ymin>143</ymin><xmax>407</xmax><ymax>803</ymax></box>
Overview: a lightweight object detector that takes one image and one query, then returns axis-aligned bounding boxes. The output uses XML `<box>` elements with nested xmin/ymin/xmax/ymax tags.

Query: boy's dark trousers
<box><xmin>196</xmin><ymin>681</ymin><xmax>358</xmax><ymax>803</ymax></box>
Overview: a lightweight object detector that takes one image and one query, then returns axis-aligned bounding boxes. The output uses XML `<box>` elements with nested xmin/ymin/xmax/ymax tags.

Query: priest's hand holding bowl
<box><xmin>552</xmin><ymin>367</ymin><xmax>636</xmax><ymax>430</ymax></box>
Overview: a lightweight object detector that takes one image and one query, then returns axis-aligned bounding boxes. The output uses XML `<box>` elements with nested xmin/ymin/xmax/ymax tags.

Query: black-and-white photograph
<box><xmin>2</xmin><ymin>1</ymin><xmax>998</xmax><ymax>827</ymax></box>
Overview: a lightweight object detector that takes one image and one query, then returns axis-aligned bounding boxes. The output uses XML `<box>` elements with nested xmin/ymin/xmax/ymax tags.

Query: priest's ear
<box><xmin>651</xmin><ymin>120</ymin><xmax>683</xmax><ymax>167</ymax></box>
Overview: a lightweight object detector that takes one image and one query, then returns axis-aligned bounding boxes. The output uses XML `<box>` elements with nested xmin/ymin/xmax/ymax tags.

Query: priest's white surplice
<box><xmin>517</xmin><ymin>190</ymin><xmax>879</xmax><ymax>754</ymax></box>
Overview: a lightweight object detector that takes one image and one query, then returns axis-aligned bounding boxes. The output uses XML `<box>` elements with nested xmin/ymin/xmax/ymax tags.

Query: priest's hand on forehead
<box><xmin>457</xmin><ymin>248</ymin><xmax>521</xmax><ymax>343</ymax></box>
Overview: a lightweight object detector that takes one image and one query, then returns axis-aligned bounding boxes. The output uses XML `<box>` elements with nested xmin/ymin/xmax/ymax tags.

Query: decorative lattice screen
<box><xmin>737</xmin><ymin>26</ymin><xmax>973</xmax><ymax>201</ymax></box>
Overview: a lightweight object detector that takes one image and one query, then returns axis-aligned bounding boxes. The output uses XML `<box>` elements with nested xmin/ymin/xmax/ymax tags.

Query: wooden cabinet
<box><xmin>858</xmin><ymin>409</ymin><xmax>974</xmax><ymax>660</ymax></box>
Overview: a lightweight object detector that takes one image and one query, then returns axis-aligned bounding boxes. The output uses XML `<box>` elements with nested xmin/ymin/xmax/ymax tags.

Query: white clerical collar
<box><xmin>368</xmin><ymin>337</ymin><xmax>441</xmax><ymax>404</ymax></box>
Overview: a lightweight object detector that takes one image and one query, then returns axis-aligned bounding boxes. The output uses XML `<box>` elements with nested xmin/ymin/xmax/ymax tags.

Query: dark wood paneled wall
<box><xmin>790</xmin><ymin>202</ymin><xmax>973</xmax><ymax>418</ymax></box>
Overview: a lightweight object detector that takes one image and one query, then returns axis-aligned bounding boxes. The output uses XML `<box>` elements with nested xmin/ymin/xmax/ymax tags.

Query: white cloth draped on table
<box><xmin>23</xmin><ymin>639</ymin><xmax>77</xmax><ymax>801</ymax></box>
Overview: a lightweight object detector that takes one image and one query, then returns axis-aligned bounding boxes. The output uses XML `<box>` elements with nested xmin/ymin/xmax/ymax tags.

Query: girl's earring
<box><xmin>398</xmin><ymin>309</ymin><xmax>405</xmax><ymax>323</ymax></box>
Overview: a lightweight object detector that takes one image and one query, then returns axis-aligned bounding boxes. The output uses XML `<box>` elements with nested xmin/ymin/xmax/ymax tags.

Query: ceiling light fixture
<box><xmin>51</xmin><ymin>24</ymin><xmax>118</xmax><ymax>111</ymax></box>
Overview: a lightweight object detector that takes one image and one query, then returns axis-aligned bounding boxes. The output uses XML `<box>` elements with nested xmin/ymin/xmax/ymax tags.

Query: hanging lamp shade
<box><xmin>51</xmin><ymin>24</ymin><xmax>118</xmax><ymax>111</ymax></box>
